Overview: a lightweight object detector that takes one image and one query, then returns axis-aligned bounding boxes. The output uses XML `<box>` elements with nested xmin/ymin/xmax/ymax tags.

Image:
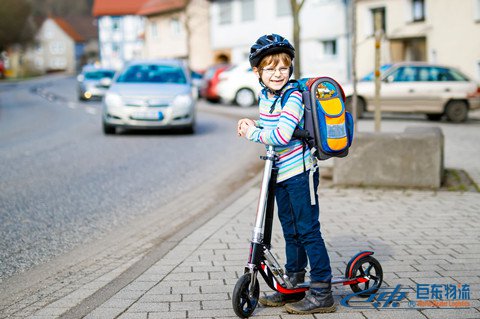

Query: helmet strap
<box><xmin>258</xmin><ymin>78</ymin><xmax>289</xmax><ymax>97</ymax></box>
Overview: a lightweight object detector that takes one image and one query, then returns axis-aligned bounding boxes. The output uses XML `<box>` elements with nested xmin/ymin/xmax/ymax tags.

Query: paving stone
<box><xmin>147</xmin><ymin>311</ymin><xmax>187</xmax><ymax>319</ymax></box>
<box><xmin>127</xmin><ymin>302</ymin><xmax>169</xmax><ymax>313</ymax></box>
<box><xmin>421</xmin><ymin>308</ymin><xmax>480</xmax><ymax>319</ymax></box>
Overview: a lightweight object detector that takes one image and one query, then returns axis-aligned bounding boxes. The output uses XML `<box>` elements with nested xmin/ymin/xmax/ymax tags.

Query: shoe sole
<box><xmin>259</xmin><ymin>297</ymin><xmax>304</xmax><ymax>307</ymax></box>
<box><xmin>258</xmin><ymin>299</ymin><xmax>286</xmax><ymax>307</ymax></box>
<box><xmin>284</xmin><ymin>304</ymin><xmax>337</xmax><ymax>314</ymax></box>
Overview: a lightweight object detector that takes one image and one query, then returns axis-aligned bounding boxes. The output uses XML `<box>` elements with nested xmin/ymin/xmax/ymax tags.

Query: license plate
<box><xmin>131</xmin><ymin>111</ymin><xmax>163</xmax><ymax>120</ymax></box>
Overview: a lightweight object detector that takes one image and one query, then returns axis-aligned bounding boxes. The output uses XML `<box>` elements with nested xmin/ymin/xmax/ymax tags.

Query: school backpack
<box><xmin>281</xmin><ymin>77</ymin><xmax>354</xmax><ymax>161</ymax></box>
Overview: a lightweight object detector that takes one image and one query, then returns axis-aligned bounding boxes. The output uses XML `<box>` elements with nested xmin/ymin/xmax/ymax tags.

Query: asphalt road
<box><xmin>0</xmin><ymin>75</ymin><xmax>262</xmax><ymax>282</ymax></box>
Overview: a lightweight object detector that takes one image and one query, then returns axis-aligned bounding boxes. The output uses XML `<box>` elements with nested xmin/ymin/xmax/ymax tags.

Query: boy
<box><xmin>237</xmin><ymin>34</ymin><xmax>336</xmax><ymax>315</ymax></box>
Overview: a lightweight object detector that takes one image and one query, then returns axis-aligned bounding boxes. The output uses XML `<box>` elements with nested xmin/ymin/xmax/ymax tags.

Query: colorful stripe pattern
<box><xmin>246</xmin><ymin>88</ymin><xmax>312</xmax><ymax>183</ymax></box>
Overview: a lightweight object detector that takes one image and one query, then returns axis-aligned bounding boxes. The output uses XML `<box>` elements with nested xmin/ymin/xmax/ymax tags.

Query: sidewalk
<box><xmin>25</xmin><ymin>175</ymin><xmax>480</xmax><ymax>319</ymax></box>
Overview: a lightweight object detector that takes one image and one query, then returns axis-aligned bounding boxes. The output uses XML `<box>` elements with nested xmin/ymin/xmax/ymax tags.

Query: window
<box><xmin>388</xmin><ymin>66</ymin><xmax>416</xmax><ymax>82</ymax></box>
<box><xmin>371</xmin><ymin>7</ymin><xmax>386</xmax><ymax>34</ymax></box>
<box><xmin>151</xmin><ymin>22</ymin><xmax>158</xmax><ymax>38</ymax></box>
<box><xmin>412</xmin><ymin>0</ymin><xmax>425</xmax><ymax>22</ymax></box>
<box><xmin>170</xmin><ymin>18</ymin><xmax>182</xmax><ymax>35</ymax></box>
<box><xmin>50</xmin><ymin>42</ymin><xmax>65</xmax><ymax>54</ymax></box>
<box><xmin>475</xmin><ymin>0</ymin><xmax>480</xmax><ymax>21</ymax></box>
<box><xmin>218</xmin><ymin>1</ymin><xmax>233</xmax><ymax>24</ymax></box>
<box><xmin>322</xmin><ymin>40</ymin><xmax>337</xmax><ymax>56</ymax></box>
<box><xmin>112</xmin><ymin>17</ymin><xmax>120</xmax><ymax>30</ymax></box>
<box><xmin>276</xmin><ymin>0</ymin><xmax>291</xmax><ymax>17</ymax></box>
<box><xmin>241</xmin><ymin>0</ymin><xmax>255</xmax><ymax>22</ymax></box>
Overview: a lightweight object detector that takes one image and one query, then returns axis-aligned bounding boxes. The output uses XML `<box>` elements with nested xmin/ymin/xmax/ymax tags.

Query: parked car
<box><xmin>200</xmin><ymin>63</ymin><xmax>231</xmax><ymax>102</ymax></box>
<box><xmin>216</xmin><ymin>61</ymin><xmax>261</xmax><ymax>107</ymax></box>
<box><xmin>102</xmin><ymin>60</ymin><xmax>196</xmax><ymax>134</ymax></box>
<box><xmin>190</xmin><ymin>70</ymin><xmax>204</xmax><ymax>99</ymax></box>
<box><xmin>77</xmin><ymin>66</ymin><xmax>116</xmax><ymax>101</ymax></box>
<box><xmin>343</xmin><ymin>62</ymin><xmax>480</xmax><ymax>122</ymax></box>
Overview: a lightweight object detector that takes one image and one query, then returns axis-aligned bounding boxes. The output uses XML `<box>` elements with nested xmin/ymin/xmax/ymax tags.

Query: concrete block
<box><xmin>333</xmin><ymin>126</ymin><xmax>444</xmax><ymax>188</ymax></box>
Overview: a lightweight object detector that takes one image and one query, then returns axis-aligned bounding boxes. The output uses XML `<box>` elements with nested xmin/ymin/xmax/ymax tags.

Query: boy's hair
<box><xmin>258</xmin><ymin>53</ymin><xmax>292</xmax><ymax>74</ymax></box>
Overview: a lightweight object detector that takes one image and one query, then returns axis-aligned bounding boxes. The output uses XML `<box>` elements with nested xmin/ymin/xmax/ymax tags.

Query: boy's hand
<box><xmin>237</xmin><ymin>118</ymin><xmax>255</xmax><ymax>137</ymax></box>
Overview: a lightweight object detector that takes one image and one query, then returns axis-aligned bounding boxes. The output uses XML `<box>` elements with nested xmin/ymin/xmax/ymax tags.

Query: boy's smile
<box><xmin>257</xmin><ymin>62</ymin><xmax>290</xmax><ymax>94</ymax></box>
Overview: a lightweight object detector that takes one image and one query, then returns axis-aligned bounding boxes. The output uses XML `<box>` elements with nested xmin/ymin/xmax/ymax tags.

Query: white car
<box><xmin>342</xmin><ymin>62</ymin><xmax>480</xmax><ymax>122</ymax></box>
<box><xmin>216</xmin><ymin>61</ymin><xmax>261</xmax><ymax>107</ymax></box>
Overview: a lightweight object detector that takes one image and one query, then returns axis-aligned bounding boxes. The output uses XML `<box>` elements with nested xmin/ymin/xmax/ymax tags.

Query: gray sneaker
<box><xmin>284</xmin><ymin>283</ymin><xmax>336</xmax><ymax>314</ymax></box>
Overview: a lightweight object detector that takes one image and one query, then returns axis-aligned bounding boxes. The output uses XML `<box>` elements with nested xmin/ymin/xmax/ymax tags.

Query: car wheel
<box><xmin>103</xmin><ymin>121</ymin><xmax>116</xmax><ymax>135</ymax></box>
<box><xmin>235</xmin><ymin>88</ymin><xmax>256</xmax><ymax>107</ymax></box>
<box><xmin>345</xmin><ymin>96</ymin><xmax>365</xmax><ymax>119</ymax></box>
<box><xmin>445</xmin><ymin>101</ymin><xmax>468</xmax><ymax>123</ymax></box>
<box><xmin>426</xmin><ymin>113</ymin><xmax>443</xmax><ymax>121</ymax></box>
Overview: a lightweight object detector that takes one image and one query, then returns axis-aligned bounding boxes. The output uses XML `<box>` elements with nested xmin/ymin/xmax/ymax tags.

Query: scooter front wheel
<box><xmin>349</xmin><ymin>256</ymin><xmax>383</xmax><ymax>297</ymax></box>
<box><xmin>232</xmin><ymin>273</ymin><xmax>260</xmax><ymax>318</ymax></box>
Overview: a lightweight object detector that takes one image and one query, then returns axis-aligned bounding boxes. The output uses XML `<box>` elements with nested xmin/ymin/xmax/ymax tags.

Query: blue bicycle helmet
<box><xmin>249</xmin><ymin>34</ymin><xmax>295</xmax><ymax>68</ymax></box>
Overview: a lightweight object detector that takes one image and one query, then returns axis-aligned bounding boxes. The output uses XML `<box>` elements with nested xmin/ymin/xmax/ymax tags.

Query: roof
<box><xmin>92</xmin><ymin>0</ymin><xmax>150</xmax><ymax>17</ymax></box>
<box><xmin>52</xmin><ymin>17</ymin><xmax>86</xmax><ymax>42</ymax></box>
<box><xmin>64</xmin><ymin>16</ymin><xmax>98</xmax><ymax>41</ymax></box>
<box><xmin>138</xmin><ymin>0</ymin><xmax>186</xmax><ymax>16</ymax></box>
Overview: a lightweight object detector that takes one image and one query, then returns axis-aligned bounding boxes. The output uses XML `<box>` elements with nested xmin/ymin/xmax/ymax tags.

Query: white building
<box><xmin>93</xmin><ymin>0</ymin><xmax>147</xmax><ymax>70</ymax></box>
<box><xmin>209</xmin><ymin>0</ymin><xmax>350</xmax><ymax>82</ymax></box>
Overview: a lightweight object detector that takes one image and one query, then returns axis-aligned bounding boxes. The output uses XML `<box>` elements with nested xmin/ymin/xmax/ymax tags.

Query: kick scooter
<box><xmin>232</xmin><ymin>145</ymin><xmax>383</xmax><ymax>318</ymax></box>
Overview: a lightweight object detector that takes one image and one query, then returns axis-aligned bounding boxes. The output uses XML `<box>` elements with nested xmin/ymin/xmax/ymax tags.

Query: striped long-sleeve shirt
<box><xmin>246</xmin><ymin>87</ymin><xmax>312</xmax><ymax>183</ymax></box>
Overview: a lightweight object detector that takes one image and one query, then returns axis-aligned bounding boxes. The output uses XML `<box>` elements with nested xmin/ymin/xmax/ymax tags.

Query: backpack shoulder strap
<box><xmin>280</xmin><ymin>80</ymin><xmax>302</xmax><ymax>108</ymax></box>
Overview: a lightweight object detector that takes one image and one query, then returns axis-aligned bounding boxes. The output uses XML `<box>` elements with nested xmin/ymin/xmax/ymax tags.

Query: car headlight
<box><xmin>104</xmin><ymin>92</ymin><xmax>123</xmax><ymax>107</ymax></box>
<box><xmin>172</xmin><ymin>94</ymin><xmax>193</xmax><ymax>108</ymax></box>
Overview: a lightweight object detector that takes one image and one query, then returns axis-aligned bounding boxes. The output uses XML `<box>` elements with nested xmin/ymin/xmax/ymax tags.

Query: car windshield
<box><xmin>117</xmin><ymin>64</ymin><xmax>187</xmax><ymax>84</ymax></box>
<box><xmin>360</xmin><ymin>64</ymin><xmax>393</xmax><ymax>81</ymax></box>
<box><xmin>84</xmin><ymin>70</ymin><xmax>115</xmax><ymax>80</ymax></box>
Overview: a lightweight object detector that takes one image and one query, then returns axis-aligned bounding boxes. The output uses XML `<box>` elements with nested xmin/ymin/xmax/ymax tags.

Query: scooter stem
<box><xmin>251</xmin><ymin>145</ymin><xmax>276</xmax><ymax>244</ymax></box>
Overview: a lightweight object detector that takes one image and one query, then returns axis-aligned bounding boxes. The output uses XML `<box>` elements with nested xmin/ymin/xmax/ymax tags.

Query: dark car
<box><xmin>200</xmin><ymin>64</ymin><xmax>231</xmax><ymax>102</ymax></box>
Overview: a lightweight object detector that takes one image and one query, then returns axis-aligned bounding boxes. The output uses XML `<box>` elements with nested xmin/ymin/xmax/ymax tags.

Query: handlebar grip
<box><xmin>292</xmin><ymin>128</ymin><xmax>310</xmax><ymax>139</ymax></box>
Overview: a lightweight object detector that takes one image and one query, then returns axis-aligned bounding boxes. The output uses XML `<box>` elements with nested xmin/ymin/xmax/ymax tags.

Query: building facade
<box><xmin>93</xmin><ymin>0</ymin><xmax>148</xmax><ymax>70</ymax></box>
<box><xmin>209</xmin><ymin>0</ymin><xmax>350</xmax><ymax>82</ymax></box>
<box><xmin>24</xmin><ymin>17</ymin><xmax>85</xmax><ymax>75</ymax></box>
<box><xmin>140</xmin><ymin>0</ymin><xmax>213</xmax><ymax>71</ymax></box>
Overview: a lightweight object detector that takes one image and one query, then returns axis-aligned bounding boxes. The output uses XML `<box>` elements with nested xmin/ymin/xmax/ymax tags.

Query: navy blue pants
<box><xmin>275</xmin><ymin>170</ymin><xmax>332</xmax><ymax>283</ymax></box>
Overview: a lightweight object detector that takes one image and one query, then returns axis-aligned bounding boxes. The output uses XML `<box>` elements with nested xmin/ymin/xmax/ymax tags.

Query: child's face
<box><xmin>255</xmin><ymin>60</ymin><xmax>290</xmax><ymax>93</ymax></box>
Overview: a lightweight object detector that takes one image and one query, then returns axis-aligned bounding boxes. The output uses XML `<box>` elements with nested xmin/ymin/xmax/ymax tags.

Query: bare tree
<box><xmin>0</xmin><ymin>0</ymin><xmax>34</xmax><ymax>51</ymax></box>
<box><xmin>289</xmin><ymin>0</ymin><xmax>305</xmax><ymax>79</ymax></box>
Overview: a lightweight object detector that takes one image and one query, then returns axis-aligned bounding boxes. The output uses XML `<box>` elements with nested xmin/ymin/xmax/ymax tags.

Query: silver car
<box><xmin>343</xmin><ymin>62</ymin><xmax>480</xmax><ymax>122</ymax></box>
<box><xmin>77</xmin><ymin>67</ymin><xmax>115</xmax><ymax>101</ymax></box>
<box><xmin>102</xmin><ymin>60</ymin><xmax>196</xmax><ymax>134</ymax></box>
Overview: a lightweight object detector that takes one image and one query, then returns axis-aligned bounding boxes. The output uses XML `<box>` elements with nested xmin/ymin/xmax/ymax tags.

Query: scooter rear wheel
<box><xmin>232</xmin><ymin>273</ymin><xmax>260</xmax><ymax>318</ymax></box>
<box><xmin>349</xmin><ymin>256</ymin><xmax>383</xmax><ymax>297</ymax></box>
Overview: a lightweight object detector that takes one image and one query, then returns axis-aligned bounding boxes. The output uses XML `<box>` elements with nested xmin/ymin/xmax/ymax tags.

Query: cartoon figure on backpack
<box><xmin>233</xmin><ymin>34</ymin><xmax>382</xmax><ymax>319</ymax></box>
<box><xmin>316</xmin><ymin>82</ymin><xmax>335</xmax><ymax>99</ymax></box>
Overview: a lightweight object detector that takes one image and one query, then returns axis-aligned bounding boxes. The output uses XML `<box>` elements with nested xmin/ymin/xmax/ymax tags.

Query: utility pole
<box><xmin>290</xmin><ymin>0</ymin><xmax>305</xmax><ymax>79</ymax></box>
<box><xmin>373</xmin><ymin>11</ymin><xmax>383</xmax><ymax>132</ymax></box>
<box><xmin>350</xmin><ymin>0</ymin><xmax>358</xmax><ymax>131</ymax></box>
